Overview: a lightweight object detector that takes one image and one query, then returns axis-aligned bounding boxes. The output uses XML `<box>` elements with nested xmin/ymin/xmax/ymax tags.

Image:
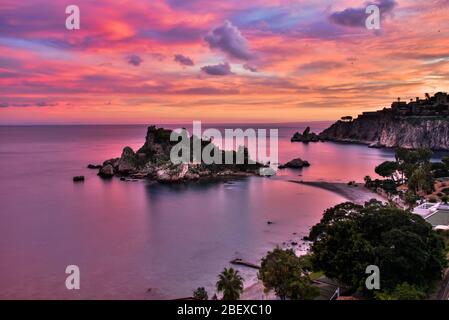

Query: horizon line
<box><xmin>0</xmin><ymin>120</ymin><xmax>335</xmax><ymax>127</ymax></box>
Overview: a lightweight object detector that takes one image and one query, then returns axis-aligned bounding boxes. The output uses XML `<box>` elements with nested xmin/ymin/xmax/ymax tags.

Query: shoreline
<box><xmin>288</xmin><ymin>180</ymin><xmax>387</xmax><ymax>205</ymax></box>
<box><xmin>239</xmin><ymin>180</ymin><xmax>386</xmax><ymax>300</ymax></box>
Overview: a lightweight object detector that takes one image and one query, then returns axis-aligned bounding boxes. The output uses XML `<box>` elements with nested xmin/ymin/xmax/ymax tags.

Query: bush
<box><xmin>381</xmin><ymin>179</ymin><xmax>397</xmax><ymax>194</ymax></box>
<box><xmin>375</xmin><ymin>283</ymin><xmax>426</xmax><ymax>300</ymax></box>
<box><xmin>193</xmin><ymin>287</ymin><xmax>208</xmax><ymax>300</ymax></box>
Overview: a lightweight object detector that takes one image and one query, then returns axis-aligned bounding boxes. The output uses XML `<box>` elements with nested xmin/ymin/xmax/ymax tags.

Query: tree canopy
<box><xmin>374</xmin><ymin>161</ymin><xmax>398</xmax><ymax>181</ymax></box>
<box><xmin>309</xmin><ymin>200</ymin><xmax>447</xmax><ymax>295</ymax></box>
<box><xmin>193</xmin><ymin>287</ymin><xmax>208</xmax><ymax>300</ymax></box>
<box><xmin>216</xmin><ymin>268</ymin><xmax>244</xmax><ymax>300</ymax></box>
<box><xmin>259</xmin><ymin>248</ymin><xmax>319</xmax><ymax>300</ymax></box>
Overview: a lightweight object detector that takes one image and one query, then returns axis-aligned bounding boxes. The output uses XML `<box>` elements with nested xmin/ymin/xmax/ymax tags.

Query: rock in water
<box><xmin>291</xmin><ymin>127</ymin><xmax>320</xmax><ymax>142</ymax></box>
<box><xmin>98</xmin><ymin>164</ymin><xmax>115</xmax><ymax>178</ymax></box>
<box><xmin>73</xmin><ymin>176</ymin><xmax>85</xmax><ymax>182</ymax></box>
<box><xmin>117</xmin><ymin>146</ymin><xmax>138</xmax><ymax>174</ymax></box>
<box><xmin>87</xmin><ymin>164</ymin><xmax>102</xmax><ymax>169</ymax></box>
<box><xmin>278</xmin><ymin>158</ymin><xmax>310</xmax><ymax>169</ymax></box>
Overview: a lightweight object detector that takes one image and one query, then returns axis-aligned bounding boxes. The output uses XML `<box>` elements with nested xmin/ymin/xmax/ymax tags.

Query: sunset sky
<box><xmin>0</xmin><ymin>0</ymin><xmax>448</xmax><ymax>124</ymax></box>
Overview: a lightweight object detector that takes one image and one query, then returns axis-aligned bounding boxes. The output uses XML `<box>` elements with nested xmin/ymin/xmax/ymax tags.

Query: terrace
<box><xmin>413</xmin><ymin>202</ymin><xmax>449</xmax><ymax>229</ymax></box>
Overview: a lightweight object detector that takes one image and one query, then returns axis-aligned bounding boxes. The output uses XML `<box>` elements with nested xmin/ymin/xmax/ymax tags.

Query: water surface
<box><xmin>0</xmin><ymin>123</ymin><xmax>398</xmax><ymax>299</ymax></box>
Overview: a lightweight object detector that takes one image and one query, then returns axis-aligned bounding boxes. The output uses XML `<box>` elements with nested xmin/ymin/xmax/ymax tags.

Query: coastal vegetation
<box><xmin>365</xmin><ymin>147</ymin><xmax>449</xmax><ymax>205</ymax></box>
<box><xmin>216</xmin><ymin>268</ymin><xmax>244</xmax><ymax>300</ymax></box>
<box><xmin>193</xmin><ymin>287</ymin><xmax>208</xmax><ymax>300</ymax></box>
<box><xmin>258</xmin><ymin>248</ymin><xmax>319</xmax><ymax>300</ymax></box>
<box><xmin>308</xmin><ymin>200</ymin><xmax>447</xmax><ymax>299</ymax></box>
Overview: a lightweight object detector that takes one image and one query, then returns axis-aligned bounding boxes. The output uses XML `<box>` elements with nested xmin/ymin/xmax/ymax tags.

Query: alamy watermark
<box><xmin>366</xmin><ymin>5</ymin><xmax>381</xmax><ymax>30</ymax></box>
<box><xmin>65</xmin><ymin>4</ymin><xmax>382</xmax><ymax>31</ymax></box>
<box><xmin>65</xmin><ymin>5</ymin><xmax>80</xmax><ymax>30</ymax></box>
<box><xmin>365</xmin><ymin>265</ymin><xmax>380</xmax><ymax>290</ymax></box>
<box><xmin>65</xmin><ymin>265</ymin><xmax>80</xmax><ymax>290</ymax></box>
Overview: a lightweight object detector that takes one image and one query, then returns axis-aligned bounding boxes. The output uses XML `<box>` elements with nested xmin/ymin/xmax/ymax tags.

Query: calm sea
<box><xmin>0</xmin><ymin>123</ymin><xmax>398</xmax><ymax>299</ymax></box>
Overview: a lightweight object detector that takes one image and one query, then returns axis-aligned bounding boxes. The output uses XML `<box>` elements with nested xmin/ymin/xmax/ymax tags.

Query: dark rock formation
<box><xmin>278</xmin><ymin>158</ymin><xmax>310</xmax><ymax>169</ymax></box>
<box><xmin>319</xmin><ymin>93</ymin><xmax>449</xmax><ymax>150</ymax></box>
<box><xmin>87</xmin><ymin>164</ymin><xmax>102</xmax><ymax>169</ymax></box>
<box><xmin>73</xmin><ymin>176</ymin><xmax>85</xmax><ymax>182</ymax></box>
<box><xmin>99</xmin><ymin>164</ymin><xmax>115</xmax><ymax>178</ymax></box>
<box><xmin>291</xmin><ymin>127</ymin><xmax>320</xmax><ymax>143</ymax></box>
<box><xmin>97</xmin><ymin>125</ymin><xmax>264</xmax><ymax>182</ymax></box>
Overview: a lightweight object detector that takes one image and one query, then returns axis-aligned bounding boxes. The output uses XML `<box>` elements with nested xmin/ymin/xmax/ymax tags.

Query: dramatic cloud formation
<box><xmin>243</xmin><ymin>64</ymin><xmax>258</xmax><ymax>72</ymax></box>
<box><xmin>298</xmin><ymin>61</ymin><xmax>344</xmax><ymax>74</ymax></box>
<box><xmin>174</xmin><ymin>54</ymin><xmax>194</xmax><ymax>66</ymax></box>
<box><xmin>329</xmin><ymin>0</ymin><xmax>397</xmax><ymax>28</ymax></box>
<box><xmin>0</xmin><ymin>0</ymin><xmax>448</xmax><ymax>123</ymax></box>
<box><xmin>201</xmin><ymin>62</ymin><xmax>233</xmax><ymax>76</ymax></box>
<box><xmin>205</xmin><ymin>20</ymin><xmax>254</xmax><ymax>60</ymax></box>
<box><xmin>127</xmin><ymin>55</ymin><xmax>143</xmax><ymax>66</ymax></box>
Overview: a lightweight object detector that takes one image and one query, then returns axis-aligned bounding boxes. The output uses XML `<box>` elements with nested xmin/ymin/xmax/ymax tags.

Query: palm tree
<box><xmin>216</xmin><ymin>268</ymin><xmax>244</xmax><ymax>300</ymax></box>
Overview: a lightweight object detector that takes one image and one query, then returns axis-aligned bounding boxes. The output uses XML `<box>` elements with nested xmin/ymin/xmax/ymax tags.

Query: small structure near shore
<box><xmin>413</xmin><ymin>202</ymin><xmax>449</xmax><ymax>229</ymax></box>
<box><xmin>230</xmin><ymin>258</ymin><xmax>260</xmax><ymax>270</ymax></box>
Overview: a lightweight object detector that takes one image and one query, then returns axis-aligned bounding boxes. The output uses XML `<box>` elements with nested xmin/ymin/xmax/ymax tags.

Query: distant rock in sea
<box><xmin>73</xmin><ymin>176</ymin><xmax>85</xmax><ymax>182</ymax></box>
<box><xmin>278</xmin><ymin>158</ymin><xmax>310</xmax><ymax>169</ymax></box>
<box><xmin>87</xmin><ymin>164</ymin><xmax>102</xmax><ymax>169</ymax></box>
<box><xmin>291</xmin><ymin>127</ymin><xmax>320</xmax><ymax>143</ymax></box>
<box><xmin>319</xmin><ymin>92</ymin><xmax>449</xmax><ymax>150</ymax></box>
<box><xmin>97</xmin><ymin>125</ymin><xmax>264</xmax><ymax>182</ymax></box>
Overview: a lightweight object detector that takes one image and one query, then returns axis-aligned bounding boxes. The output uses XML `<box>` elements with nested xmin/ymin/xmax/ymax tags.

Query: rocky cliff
<box><xmin>97</xmin><ymin>125</ymin><xmax>264</xmax><ymax>182</ymax></box>
<box><xmin>319</xmin><ymin>112</ymin><xmax>449</xmax><ymax>150</ymax></box>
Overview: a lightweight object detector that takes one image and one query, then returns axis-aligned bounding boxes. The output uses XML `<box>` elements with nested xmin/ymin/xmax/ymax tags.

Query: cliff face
<box><xmin>319</xmin><ymin>112</ymin><xmax>449</xmax><ymax>150</ymax></box>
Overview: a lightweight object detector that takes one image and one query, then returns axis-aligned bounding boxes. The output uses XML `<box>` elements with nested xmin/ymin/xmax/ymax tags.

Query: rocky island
<box><xmin>318</xmin><ymin>92</ymin><xmax>449</xmax><ymax>150</ymax></box>
<box><xmin>291</xmin><ymin>127</ymin><xmax>320</xmax><ymax>143</ymax></box>
<box><xmin>278</xmin><ymin>158</ymin><xmax>310</xmax><ymax>169</ymax></box>
<box><xmin>97</xmin><ymin>125</ymin><xmax>264</xmax><ymax>182</ymax></box>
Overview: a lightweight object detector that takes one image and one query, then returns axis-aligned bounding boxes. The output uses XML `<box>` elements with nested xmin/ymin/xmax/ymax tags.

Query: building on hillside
<box><xmin>413</xmin><ymin>202</ymin><xmax>449</xmax><ymax>229</ymax></box>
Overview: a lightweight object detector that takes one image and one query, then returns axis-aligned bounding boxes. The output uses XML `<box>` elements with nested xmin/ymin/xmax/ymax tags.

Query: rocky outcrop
<box><xmin>99</xmin><ymin>164</ymin><xmax>115</xmax><ymax>178</ymax></box>
<box><xmin>73</xmin><ymin>176</ymin><xmax>85</xmax><ymax>182</ymax></box>
<box><xmin>278</xmin><ymin>158</ymin><xmax>310</xmax><ymax>169</ymax></box>
<box><xmin>291</xmin><ymin>127</ymin><xmax>320</xmax><ymax>143</ymax></box>
<box><xmin>87</xmin><ymin>164</ymin><xmax>102</xmax><ymax>169</ymax></box>
<box><xmin>319</xmin><ymin>111</ymin><xmax>449</xmax><ymax>150</ymax></box>
<box><xmin>97</xmin><ymin>125</ymin><xmax>264</xmax><ymax>182</ymax></box>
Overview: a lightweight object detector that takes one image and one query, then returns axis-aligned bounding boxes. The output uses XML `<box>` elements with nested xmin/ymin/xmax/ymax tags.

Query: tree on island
<box><xmin>258</xmin><ymin>248</ymin><xmax>319</xmax><ymax>300</ymax></box>
<box><xmin>309</xmin><ymin>200</ymin><xmax>447</xmax><ymax>297</ymax></box>
<box><xmin>216</xmin><ymin>268</ymin><xmax>244</xmax><ymax>300</ymax></box>
<box><xmin>193</xmin><ymin>287</ymin><xmax>208</xmax><ymax>300</ymax></box>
